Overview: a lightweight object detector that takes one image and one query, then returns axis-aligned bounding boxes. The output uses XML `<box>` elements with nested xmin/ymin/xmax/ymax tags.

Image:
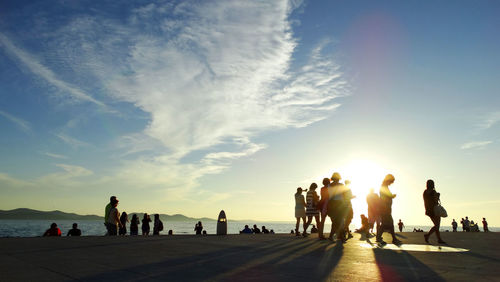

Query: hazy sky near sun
<box><xmin>1</xmin><ymin>0</ymin><xmax>499</xmax><ymax>226</ymax></box>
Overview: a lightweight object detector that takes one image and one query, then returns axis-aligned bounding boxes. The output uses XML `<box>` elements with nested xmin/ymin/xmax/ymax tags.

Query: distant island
<box><xmin>0</xmin><ymin>208</ymin><xmax>215</xmax><ymax>222</ymax></box>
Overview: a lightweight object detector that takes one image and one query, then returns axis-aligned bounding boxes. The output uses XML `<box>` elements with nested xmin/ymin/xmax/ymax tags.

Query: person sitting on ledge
<box><xmin>252</xmin><ymin>224</ymin><xmax>261</xmax><ymax>234</ymax></box>
<box><xmin>43</xmin><ymin>223</ymin><xmax>62</xmax><ymax>237</ymax></box>
<box><xmin>310</xmin><ymin>225</ymin><xmax>318</xmax><ymax>233</ymax></box>
<box><xmin>262</xmin><ymin>226</ymin><xmax>270</xmax><ymax>234</ymax></box>
<box><xmin>240</xmin><ymin>225</ymin><xmax>253</xmax><ymax>234</ymax></box>
<box><xmin>67</xmin><ymin>223</ymin><xmax>81</xmax><ymax>236</ymax></box>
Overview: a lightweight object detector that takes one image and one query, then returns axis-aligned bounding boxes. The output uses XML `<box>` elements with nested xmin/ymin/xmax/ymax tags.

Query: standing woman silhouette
<box><xmin>423</xmin><ymin>179</ymin><xmax>446</xmax><ymax>244</ymax></box>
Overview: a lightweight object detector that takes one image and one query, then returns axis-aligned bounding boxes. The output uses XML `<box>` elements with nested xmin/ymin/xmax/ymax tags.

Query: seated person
<box><xmin>270</xmin><ymin>229</ymin><xmax>275</xmax><ymax>234</ymax></box>
<box><xmin>355</xmin><ymin>214</ymin><xmax>370</xmax><ymax>234</ymax></box>
<box><xmin>262</xmin><ymin>226</ymin><xmax>270</xmax><ymax>234</ymax></box>
<box><xmin>252</xmin><ymin>224</ymin><xmax>261</xmax><ymax>234</ymax></box>
<box><xmin>43</xmin><ymin>223</ymin><xmax>62</xmax><ymax>237</ymax></box>
<box><xmin>67</xmin><ymin>223</ymin><xmax>82</xmax><ymax>236</ymax></box>
<box><xmin>240</xmin><ymin>225</ymin><xmax>253</xmax><ymax>234</ymax></box>
<box><xmin>310</xmin><ymin>225</ymin><xmax>318</xmax><ymax>233</ymax></box>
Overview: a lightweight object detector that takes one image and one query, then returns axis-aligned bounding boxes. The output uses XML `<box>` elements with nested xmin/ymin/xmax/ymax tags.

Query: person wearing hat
<box><xmin>294</xmin><ymin>187</ymin><xmax>307</xmax><ymax>236</ymax></box>
<box><xmin>106</xmin><ymin>197</ymin><xmax>123</xmax><ymax>236</ymax></box>
<box><xmin>327</xmin><ymin>172</ymin><xmax>347</xmax><ymax>241</ymax></box>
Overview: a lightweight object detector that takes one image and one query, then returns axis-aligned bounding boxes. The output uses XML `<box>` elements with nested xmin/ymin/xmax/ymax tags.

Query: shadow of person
<box><xmin>372</xmin><ymin>247</ymin><xmax>445</xmax><ymax>281</ymax></box>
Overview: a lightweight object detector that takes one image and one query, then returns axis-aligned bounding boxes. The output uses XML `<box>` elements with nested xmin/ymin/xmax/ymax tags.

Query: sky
<box><xmin>0</xmin><ymin>0</ymin><xmax>499</xmax><ymax>227</ymax></box>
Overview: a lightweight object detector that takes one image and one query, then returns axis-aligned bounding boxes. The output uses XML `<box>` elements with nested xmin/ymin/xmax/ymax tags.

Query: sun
<box><xmin>339</xmin><ymin>159</ymin><xmax>390</xmax><ymax>228</ymax></box>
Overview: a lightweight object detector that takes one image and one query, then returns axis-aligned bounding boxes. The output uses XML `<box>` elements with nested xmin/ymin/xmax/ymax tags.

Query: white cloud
<box><xmin>460</xmin><ymin>141</ymin><xmax>493</xmax><ymax>150</ymax></box>
<box><xmin>41</xmin><ymin>152</ymin><xmax>68</xmax><ymax>159</ymax></box>
<box><xmin>478</xmin><ymin>111</ymin><xmax>500</xmax><ymax>130</ymax></box>
<box><xmin>54</xmin><ymin>164</ymin><xmax>93</xmax><ymax>177</ymax></box>
<box><xmin>55</xmin><ymin>133</ymin><xmax>90</xmax><ymax>148</ymax></box>
<box><xmin>0</xmin><ymin>110</ymin><xmax>31</xmax><ymax>133</ymax></box>
<box><xmin>0</xmin><ymin>33</ymin><xmax>107</xmax><ymax>108</ymax></box>
<box><xmin>1</xmin><ymin>0</ymin><xmax>349</xmax><ymax>206</ymax></box>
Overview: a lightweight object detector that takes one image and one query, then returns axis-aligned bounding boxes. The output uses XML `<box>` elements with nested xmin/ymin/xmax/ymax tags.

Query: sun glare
<box><xmin>340</xmin><ymin>159</ymin><xmax>390</xmax><ymax>227</ymax></box>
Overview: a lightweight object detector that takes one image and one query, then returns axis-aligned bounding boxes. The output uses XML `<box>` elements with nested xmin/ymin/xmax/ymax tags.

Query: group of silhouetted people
<box><xmin>452</xmin><ymin>217</ymin><xmax>488</xmax><ymax>232</ymax></box>
<box><xmin>294</xmin><ymin>172</ymin><xmax>371</xmax><ymax>243</ymax></box>
<box><xmin>43</xmin><ymin>222</ymin><xmax>81</xmax><ymax>237</ymax></box>
<box><xmin>240</xmin><ymin>224</ymin><xmax>274</xmax><ymax>234</ymax></box>
<box><xmin>293</xmin><ymin>172</ymin><xmax>475</xmax><ymax>245</ymax></box>
<box><xmin>105</xmin><ymin>196</ymin><xmax>164</xmax><ymax>236</ymax></box>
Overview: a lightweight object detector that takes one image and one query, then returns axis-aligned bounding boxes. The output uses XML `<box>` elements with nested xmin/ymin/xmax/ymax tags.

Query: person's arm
<box><xmin>115</xmin><ymin>210</ymin><xmax>123</xmax><ymax>228</ymax></box>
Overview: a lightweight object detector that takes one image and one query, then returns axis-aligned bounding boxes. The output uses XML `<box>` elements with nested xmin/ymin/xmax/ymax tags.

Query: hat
<box><xmin>331</xmin><ymin>172</ymin><xmax>341</xmax><ymax>180</ymax></box>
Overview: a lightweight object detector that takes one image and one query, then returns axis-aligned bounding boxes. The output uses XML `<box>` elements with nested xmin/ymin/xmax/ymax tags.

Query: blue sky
<box><xmin>1</xmin><ymin>0</ymin><xmax>499</xmax><ymax>226</ymax></box>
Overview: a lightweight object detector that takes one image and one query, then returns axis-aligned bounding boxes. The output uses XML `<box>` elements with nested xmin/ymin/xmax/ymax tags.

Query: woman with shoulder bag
<box><xmin>423</xmin><ymin>179</ymin><xmax>446</xmax><ymax>244</ymax></box>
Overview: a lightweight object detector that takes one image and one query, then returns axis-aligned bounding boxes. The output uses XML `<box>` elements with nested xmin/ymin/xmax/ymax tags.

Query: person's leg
<box><xmin>314</xmin><ymin>215</ymin><xmax>320</xmax><ymax>228</ymax></box>
<box><xmin>304</xmin><ymin>216</ymin><xmax>312</xmax><ymax>232</ymax></box>
<box><xmin>302</xmin><ymin>216</ymin><xmax>307</xmax><ymax>234</ymax></box>
<box><xmin>432</xmin><ymin>216</ymin><xmax>444</xmax><ymax>242</ymax></box>
<box><xmin>295</xmin><ymin>217</ymin><xmax>300</xmax><ymax>234</ymax></box>
<box><xmin>319</xmin><ymin>211</ymin><xmax>327</xmax><ymax>238</ymax></box>
<box><xmin>329</xmin><ymin>217</ymin><xmax>336</xmax><ymax>240</ymax></box>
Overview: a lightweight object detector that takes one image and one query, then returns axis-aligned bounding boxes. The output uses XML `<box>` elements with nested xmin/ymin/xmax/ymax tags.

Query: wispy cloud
<box><xmin>460</xmin><ymin>141</ymin><xmax>493</xmax><ymax>150</ymax></box>
<box><xmin>41</xmin><ymin>152</ymin><xmax>68</xmax><ymax>159</ymax></box>
<box><xmin>55</xmin><ymin>133</ymin><xmax>89</xmax><ymax>148</ymax></box>
<box><xmin>478</xmin><ymin>111</ymin><xmax>500</xmax><ymax>130</ymax></box>
<box><xmin>0</xmin><ymin>110</ymin><xmax>31</xmax><ymax>133</ymax></box>
<box><xmin>0</xmin><ymin>32</ymin><xmax>107</xmax><ymax>108</ymax></box>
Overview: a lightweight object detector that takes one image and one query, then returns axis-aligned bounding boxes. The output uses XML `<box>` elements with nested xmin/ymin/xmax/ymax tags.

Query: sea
<box><xmin>0</xmin><ymin>220</ymin><xmax>496</xmax><ymax>237</ymax></box>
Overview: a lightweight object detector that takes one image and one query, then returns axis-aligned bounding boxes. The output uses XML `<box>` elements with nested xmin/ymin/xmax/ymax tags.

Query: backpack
<box><xmin>158</xmin><ymin>220</ymin><xmax>164</xmax><ymax>231</ymax></box>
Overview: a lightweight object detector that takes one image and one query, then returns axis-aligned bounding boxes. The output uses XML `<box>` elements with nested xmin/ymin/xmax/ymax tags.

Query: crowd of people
<box><xmin>294</xmin><ymin>172</ymin><xmax>402</xmax><ymax>245</ymax></box>
<box><xmin>453</xmin><ymin>217</ymin><xmax>488</xmax><ymax>232</ymax></box>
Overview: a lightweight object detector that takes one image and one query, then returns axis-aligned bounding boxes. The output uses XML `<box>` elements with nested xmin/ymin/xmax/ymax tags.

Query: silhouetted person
<box><xmin>106</xmin><ymin>198</ymin><xmax>122</xmax><ymax>236</ymax></box>
<box><xmin>377</xmin><ymin>174</ymin><xmax>401</xmax><ymax>245</ymax></box>
<box><xmin>262</xmin><ymin>226</ymin><xmax>270</xmax><ymax>234</ymax></box>
<box><xmin>142</xmin><ymin>213</ymin><xmax>151</xmax><ymax>236</ymax></box>
<box><xmin>304</xmin><ymin>183</ymin><xmax>320</xmax><ymax>236</ymax></box>
<box><xmin>470</xmin><ymin>221</ymin><xmax>480</xmax><ymax>232</ymax></box>
<box><xmin>482</xmin><ymin>218</ymin><xmax>489</xmax><ymax>232</ymax></box>
<box><xmin>195</xmin><ymin>221</ymin><xmax>203</xmax><ymax>235</ymax></box>
<box><xmin>130</xmin><ymin>214</ymin><xmax>140</xmax><ymax>236</ymax></box>
<box><xmin>452</xmin><ymin>219</ymin><xmax>458</xmax><ymax>232</ymax></box>
<box><xmin>104</xmin><ymin>196</ymin><xmax>117</xmax><ymax>235</ymax></box>
<box><xmin>318</xmin><ymin>178</ymin><xmax>330</xmax><ymax>239</ymax></box>
<box><xmin>168</xmin><ymin>230</ymin><xmax>173</xmax><ymax>235</ymax></box>
<box><xmin>240</xmin><ymin>225</ymin><xmax>252</xmax><ymax>234</ymax></box>
<box><xmin>153</xmin><ymin>214</ymin><xmax>163</xmax><ymax>235</ymax></box>
<box><xmin>398</xmin><ymin>219</ymin><xmax>404</xmax><ymax>232</ymax></box>
<box><xmin>463</xmin><ymin>216</ymin><xmax>470</xmax><ymax>232</ymax></box>
<box><xmin>328</xmin><ymin>172</ymin><xmax>347</xmax><ymax>242</ymax></box>
<box><xmin>202</xmin><ymin>230</ymin><xmax>207</xmax><ymax>235</ymax></box>
<box><xmin>67</xmin><ymin>223</ymin><xmax>81</xmax><ymax>236</ymax></box>
<box><xmin>310</xmin><ymin>225</ymin><xmax>318</xmax><ymax>233</ymax></box>
<box><xmin>366</xmin><ymin>188</ymin><xmax>380</xmax><ymax>234</ymax></box>
<box><xmin>294</xmin><ymin>187</ymin><xmax>307</xmax><ymax>236</ymax></box>
<box><xmin>423</xmin><ymin>179</ymin><xmax>445</xmax><ymax>244</ymax></box>
<box><xmin>252</xmin><ymin>224</ymin><xmax>261</xmax><ymax>234</ymax></box>
<box><xmin>43</xmin><ymin>223</ymin><xmax>62</xmax><ymax>236</ymax></box>
<box><xmin>119</xmin><ymin>211</ymin><xmax>129</xmax><ymax>235</ymax></box>
<box><xmin>355</xmin><ymin>214</ymin><xmax>370</xmax><ymax>236</ymax></box>
<box><xmin>343</xmin><ymin>180</ymin><xmax>355</xmax><ymax>239</ymax></box>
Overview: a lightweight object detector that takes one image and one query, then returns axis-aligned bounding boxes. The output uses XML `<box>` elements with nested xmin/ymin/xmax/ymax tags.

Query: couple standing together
<box><xmin>295</xmin><ymin>172</ymin><xmax>354</xmax><ymax>242</ymax></box>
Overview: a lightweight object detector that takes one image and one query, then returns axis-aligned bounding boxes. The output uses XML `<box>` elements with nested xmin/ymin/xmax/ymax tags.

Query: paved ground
<box><xmin>0</xmin><ymin>232</ymin><xmax>498</xmax><ymax>281</ymax></box>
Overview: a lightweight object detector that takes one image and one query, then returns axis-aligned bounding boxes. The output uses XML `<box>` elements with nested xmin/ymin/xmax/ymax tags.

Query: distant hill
<box><xmin>0</xmin><ymin>208</ymin><xmax>216</xmax><ymax>222</ymax></box>
<box><xmin>0</xmin><ymin>208</ymin><xmax>102</xmax><ymax>220</ymax></box>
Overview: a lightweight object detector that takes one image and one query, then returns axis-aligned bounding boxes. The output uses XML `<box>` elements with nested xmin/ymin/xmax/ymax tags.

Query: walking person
<box><xmin>142</xmin><ymin>213</ymin><xmax>151</xmax><ymax>236</ymax></box>
<box><xmin>452</xmin><ymin>219</ymin><xmax>458</xmax><ymax>232</ymax></box>
<box><xmin>343</xmin><ymin>180</ymin><xmax>355</xmax><ymax>239</ymax></box>
<box><xmin>398</xmin><ymin>219</ymin><xmax>405</xmax><ymax>232</ymax></box>
<box><xmin>318</xmin><ymin>178</ymin><xmax>330</xmax><ymax>239</ymax></box>
<box><xmin>423</xmin><ymin>179</ymin><xmax>446</xmax><ymax>244</ymax></box>
<box><xmin>119</xmin><ymin>212</ymin><xmax>129</xmax><ymax>236</ymax></box>
<box><xmin>304</xmin><ymin>183</ymin><xmax>320</xmax><ymax>236</ymax></box>
<box><xmin>106</xmin><ymin>198</ymin><xmax>122</xmax><ymax>236</ymax></box>
<box><xmin>294</xmin><ymin>187</ymin><xmax>307</xmax><ymax>236</ymax></box>
<box><xmin>482</xmin><ymin>218</ymin><xmax>489</xmax><ymax>232</ymax></box>
<box><xmin>366</xmin><ymin>188</ymin><xmax>380</xmax><ymax>234</ymax></box>
<box><xmin>376</xmin><ymin>174</ymin><xmax>401</xmax><ymax>245</ymax></box>
<box><xmin>328</xmin><ymin>172</ymin><xmax>347</xmax><ymax>242</ymax></box>
<box><xmin>130</xmin><ymin>214</ymin><xmax>140</xmax><ymax>236</ymax></box>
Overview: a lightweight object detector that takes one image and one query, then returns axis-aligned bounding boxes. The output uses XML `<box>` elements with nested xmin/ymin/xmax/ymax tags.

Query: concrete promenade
<box><xmin>0</xmin><ymin>232</ymin><xmax>498</xmax><ymax>281</ymax></box>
